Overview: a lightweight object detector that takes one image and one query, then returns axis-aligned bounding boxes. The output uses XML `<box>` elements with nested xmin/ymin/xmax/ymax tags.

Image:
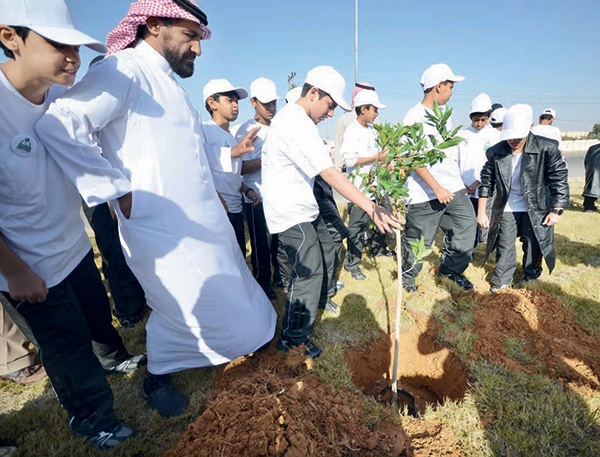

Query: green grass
<box><xmin>1</xmin><ymin>183</ymin><xmax>600</xmax><ymax>455</ymax></box>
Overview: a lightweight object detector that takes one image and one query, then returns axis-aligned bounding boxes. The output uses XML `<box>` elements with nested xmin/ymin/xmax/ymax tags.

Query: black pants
<box><xmin>470</xmin><ymin>197</ymin><xmax>492</xmax><ymax>247</ymax></box>
<box><xmin>227</xmin><ymin>211</ymin><xmax>246</xmax><ymax>257</ymax></box>
<box><xmin>1</xmin><ymin>250</ymin><xmax>129</xmax><ymax>435</ymax></box>
<box><xmin>83</xmin><ymin>201</ymin><xmax>146</xmax><ymax>319</ymax></box>
<box><xmin>344</xmin><ymin>203</ymin><xmax>369</xmax><ymax>271</ymax></box>
<box><xmin>402</xmin><ymin>189</ymin><xmax>476</xmax><ymax>286</ymax></box>
<box><xmin>243</xmin><ymin>202</ymin><xmax>272</xmax><ymax>290</ymax></box>
<box><xmin>492</xmin><ymin>212</ymin><xmax>543</xmax><ymax>287</ymax></box>
<box><xmin>277</xmin><ymin>217</ymin><xmax>335</xmax><ymax>345</ymax></box>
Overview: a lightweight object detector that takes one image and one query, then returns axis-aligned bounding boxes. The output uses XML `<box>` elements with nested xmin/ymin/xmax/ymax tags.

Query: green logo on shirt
<box><xmin>17</xmin><ymin>138</ymin><xmax>32</xmax><ymax>153</ymax></box>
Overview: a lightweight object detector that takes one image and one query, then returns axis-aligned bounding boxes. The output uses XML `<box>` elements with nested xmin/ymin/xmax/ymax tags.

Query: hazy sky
<box><xmin>24</xmin><ymin>1</ymin><xmax>600</xmax><ymax>136</ymax></box>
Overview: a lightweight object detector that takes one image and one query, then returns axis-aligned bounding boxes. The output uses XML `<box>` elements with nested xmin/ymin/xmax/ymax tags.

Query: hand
<box><xmin>118</xmin><ymin>192</ymin><xmax>132</xmax><ymax>219</ymax></box>
<box><xmin>246</xmin><ymin>189</ymin><xmax>261</xmax><ymax>207</ymax></box>
<box><xmin>231</xmin><ymin>127</ymin><xmax>260</xmax><ymax>158</ymax></box>
<box><xmin>7</xmin><ymin>268</ymin><xmax>48</xmax><ymax>303</ymax></box>
<box><xmin>434</xmin><ymin>187</ymin><xmax>454</xmax><ymax>204</ymax></box>
<box><xmin>370</xmin><ymin>204</ymin><xmax>404</xmax><ymax>234</ymax></box>
<box><xmin>377</xmin><ymin>150</ymin><xmax>388</xmax><ymax>163</ymax></box>
<box><xmin>543</xmin><ymin>212</ymin><xmax>561</xmax><ymax>226</ymax></box>
<box><xmin>466</xmin><ymin>181</ymin><xmax>480</xmax><ymax>195</ymax></box>
<box><xmin>477</xmin><ymin>213</ymin><xmax>489</xmax><ymax>229</ymax></box>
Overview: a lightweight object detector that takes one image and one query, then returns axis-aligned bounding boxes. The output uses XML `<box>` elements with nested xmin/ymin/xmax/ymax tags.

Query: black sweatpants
<box><xmin>2</xmin><ymin>250</ymin><xmax>129</xmax><ymax>436</ymax></box>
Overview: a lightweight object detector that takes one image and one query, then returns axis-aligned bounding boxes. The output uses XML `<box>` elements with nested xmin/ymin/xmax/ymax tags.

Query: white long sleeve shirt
<box><xmin>457</xmin><ymin>124</ymin><xmax>501</xmax><ymax>199</ymax></box>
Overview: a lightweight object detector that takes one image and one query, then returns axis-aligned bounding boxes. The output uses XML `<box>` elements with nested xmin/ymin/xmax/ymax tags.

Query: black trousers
<box><xmin>492</xmin><ymin>212</ymin><xmax>543</xmax><ymax>287</ymax></box>
<box><xmin>227</xmin><ymin>211</ymin><xmax>246</xmax><ymax>256</ymax></box>
<box><xmin>1</xmin><ymin>250</ymin><xmax>129</xmax><ymax>435</ymax></box>
<box><xmin>344</xmin><ymin>203</ymin><xmax>369</xmax><ymax>271</ymax></box>
<box><xmin>243</xmin><ymin>202</ymin><xmax>272</xmax><ymax>290</ymax></box>
<box><xmin>402</xmin><ymin>189</ymin><xmax>476</xmax><ymax>286</ymax></box>
<box><xmin>277</xmin><ymin>217</ymin><xmax>335</xmax><ymax>345</ymax></box>
<box><xmin>83</xmin><ymin>201</ymin><xmax>146</xmax><ymax>319</ymax></box>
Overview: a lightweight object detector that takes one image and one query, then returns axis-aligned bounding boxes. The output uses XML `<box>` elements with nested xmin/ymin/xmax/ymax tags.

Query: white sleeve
<box><xmin>340</xmin><ymin>127</ymin><xmax>362</xmax><ymax>168</ymax></box>
<box><xmin>35</xmin><ymin>58</ymin><xmax>133</xmax><ymax>206</ymax></box>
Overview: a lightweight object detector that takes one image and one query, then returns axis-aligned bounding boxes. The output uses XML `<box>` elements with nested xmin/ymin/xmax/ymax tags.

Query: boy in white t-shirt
<box><xmin>236</xmin><ymin>78</ymin><xmax>280</xmax><ymax>300</ymax></box>
<box><xmin>531</xmin><ymin>108</ymin><xmax>562</xmax><ymax>150</ymax></box>
<box><xmin>401</xmin><ymin>63</ymin><xmax>477</xmax><ymax>293</ymax></box>
<box><xmin>341</xmin><ymin>89</ymin><xmax>388</xmax><ymax>280</ymax></box>
<box><xmin>203</xmin><ymin>79</ymin><xmax>261</xmax><ymax>254</ymax></box>
<box><xmin>0</xmin><ymin>0</ymin><xmax>141</xmax><ymax>448</ymax></box>
<box><xmin>457</xmin><ymin>93</ymin><xmax>500</xmax><ymax>247</ymax></box>
<box><xmin>262</xmin><ymin>66</ymin><xmax>401</xmax><ymax>358</ymax></box>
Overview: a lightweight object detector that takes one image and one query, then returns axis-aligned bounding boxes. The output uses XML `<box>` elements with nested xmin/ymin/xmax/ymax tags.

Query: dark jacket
<box><xmin>583</xmin><ymin>143</ymin><xmax>600</xmax><ymax>198</ymax></box>
<box><xmin>478</xmin><ymin>133</ymin><xmax>569</xmax><ymax>272</ymax></box>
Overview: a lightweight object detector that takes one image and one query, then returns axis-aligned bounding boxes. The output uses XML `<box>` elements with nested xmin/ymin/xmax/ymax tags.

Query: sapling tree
<box><xmin>350</xmin><ymin>102</ymin><xmax>464</xmax><ymax>405</ymax></box>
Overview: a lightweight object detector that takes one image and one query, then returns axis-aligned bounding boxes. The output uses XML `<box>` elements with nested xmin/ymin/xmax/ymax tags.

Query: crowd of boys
<box><xmin>0</xmin><ymin>0</ymin><xmax>570</xmax><ymax>451</ymax></box>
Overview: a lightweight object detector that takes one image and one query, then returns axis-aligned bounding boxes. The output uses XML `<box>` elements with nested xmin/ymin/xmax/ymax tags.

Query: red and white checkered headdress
<box><xmin>106</xmin><ymin>0</ymin><xmax>211</xmax><ymax>56</ymax></box>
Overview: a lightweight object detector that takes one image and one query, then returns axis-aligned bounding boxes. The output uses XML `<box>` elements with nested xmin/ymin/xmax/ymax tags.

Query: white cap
<box><xmin>250</xmin><ymin>77</ymin><xmax>280</xmax><ymax>103</ymax></box>
<box><xmin>203</xmin><ymin>79</ymin><xmax>248</xmax><ymax>103</ymax></box>
<box><xmin>304</xmin><ymin>65</ymin><xmax>350</xmax><ymax>111</ymax></box>
<box><xmin>491</xmin><ymin>107</ymin><xmax>507</xmax><ymax>124</ymax></box>
<box><xmin>542</xmin><ymin>108</ymin><xmax>556</xmax><ymax>118</ymax></box>
<box><xmin>420</xmin><ymin>63</ymin><xmax>465</xmax><ymax>90</ymax></box>
<box><xmin>501</xmin><ymin>104</ymin><xmax>533</xmax><ymax>141</ymax></box>
<box><xmin>285</xmin><ymin>86</ymin><xmax>302</xmax><ymax>104</ymax></box>
<box><xmin>469</xmin><ymin>93</ymin><xmax>492</xmax><ymax>115</ymax></box>
<box><xmin>353</xmin><ymin>90</ymin><xmax>387</xmax><ymax>109</ymax></box>
<box><xmin>0</xmin><ymin>0</ymin><xmax>107</xmax><ymax>53</ymax></box>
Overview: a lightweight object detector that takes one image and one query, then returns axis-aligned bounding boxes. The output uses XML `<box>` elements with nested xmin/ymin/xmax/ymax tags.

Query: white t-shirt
<box><xmin>0</xmin><ymin>71</ymin><xmax>90</xmax><ymax>290</ymax></box>
<box><xmin>403</xmin><ymin>103</ymin><xmax>465</xmax><ymax>204</ymax></box>
<box><xmin>262</xmin><ymin>103</ymin><xmax>333</xmax><ymax>234</ymax></box>
<box><xmin>236</xmin><ymin>118</ymin><xmax>269</xmax><ymax>201</ymax></box>
<box><xmin>531</xmin><ymin>125</ymin><xmax>562</xmax><ymax>150</ymax></box>
<box><xmin>505</xmin><ymin>152</ymin><xmax>526</xmax><ymax>212</ymax></box>
<box><xmin>341</xmin><ymin>119</ymin><xmax>378</xmax><ymax>196</ymax></box>
<box><xmin>457</xmin><ymin>124</ymin><xmax>501</xmax><ymax>199</ymax></box>
<box><xmin>202</xmin><ymin>120</ymin><xmax>243</xmax><ymax>214</ymax></box>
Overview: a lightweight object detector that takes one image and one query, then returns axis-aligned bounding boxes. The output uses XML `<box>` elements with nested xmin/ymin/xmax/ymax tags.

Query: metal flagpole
<box><xmin>355</xmin><ymin>0</ymin><xmax>359</xmax><ymax>83</ymax></box>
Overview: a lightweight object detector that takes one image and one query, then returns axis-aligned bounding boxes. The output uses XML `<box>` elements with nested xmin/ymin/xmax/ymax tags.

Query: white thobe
<box><xmin>36</xmin><ymin>41</ymin><xmax>276</xmax><ymax>375</ymax></box>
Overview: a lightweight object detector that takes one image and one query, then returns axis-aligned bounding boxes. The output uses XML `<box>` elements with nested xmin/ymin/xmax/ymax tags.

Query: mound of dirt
<box><xmin>470</xmin><ymin>288</ymin><xmax>600</xmax><ymax>393</ymax></box>
<box><xmin>167</xmin><ymin>345</ymin><xmax>464</xmax><ymax>457</ymax></box>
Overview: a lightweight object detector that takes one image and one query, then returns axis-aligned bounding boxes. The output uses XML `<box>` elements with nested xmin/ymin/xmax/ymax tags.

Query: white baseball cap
<box><xmin>542</xmin><ymin>108</ymin><xmax>556</xmax><ymax>118</ymax></box>
<box><xmin>0</xmin><ymin>0</ymin><xmax>106</xmax><ymax>53</ymax></box>
<box><xmin>203</xmin><ymin>79</ymin><xmax>248</xmax><ymax>103</ymax></box>
<box><xmin>420</xmin><ymin>63</ymin><xmax>465</xmax><ymax>90</ymax></box>
<box><xmin>304</xmin><ymin>65</ymin><xmax>351</xmax><ymax>111</ymax></box>
<box><xmin>469</xmin><ymin>93</ymin><xmax>492</xmax><ymax>115</ymax></box>
<box><xmin>250</xmin><ymin>77</ymin><xmax>280</xmax><ymax>103</ymax></box>
<box><xmin>501</xmin><ymin>104</ymin><xmax>533</xmax><ymax>141</ymax></box>
<box><xmin>491</xmin><ymin>107</ymin><xmax>507</xmax><ymax>124</ymax></box>
<box><xmin>285</xmin><ymin>86</ymin><xmax>302</xmax><ymax>104</ymax></box>
<box><xmin>353</xmin><ymin>89</ymin><xmax>387</xmax><ymax>110</ymax></box>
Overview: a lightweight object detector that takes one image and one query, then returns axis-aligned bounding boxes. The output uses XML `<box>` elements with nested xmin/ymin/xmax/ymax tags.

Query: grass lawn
<box><xmin>1</xmin><ymin>183</ymin><xmax>599</xmax><ymax>456</ymax></box>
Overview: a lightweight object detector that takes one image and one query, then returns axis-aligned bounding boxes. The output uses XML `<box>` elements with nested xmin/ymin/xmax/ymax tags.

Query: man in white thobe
<box><xmin>36</xmin><ymin>0</ymin><xmax>276</xmax><ymax>417</ymax></box>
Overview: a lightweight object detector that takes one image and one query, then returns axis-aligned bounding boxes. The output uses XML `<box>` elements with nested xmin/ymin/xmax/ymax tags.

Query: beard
<box><xmin>163</xmin><ymin>46</ymin><xmax>196</xmax><ymax>79</ymax></box>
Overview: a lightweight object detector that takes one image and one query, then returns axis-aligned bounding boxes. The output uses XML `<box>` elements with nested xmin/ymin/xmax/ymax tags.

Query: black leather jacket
<box><xmin>583</xmin><ymin>143</ymin><xmax>600</xmax><ymax>198</ymax></box>
<box><xmin>478</xmin><ymin>133</ymin><xmax>569</xmax><ymax>272</ymax></box>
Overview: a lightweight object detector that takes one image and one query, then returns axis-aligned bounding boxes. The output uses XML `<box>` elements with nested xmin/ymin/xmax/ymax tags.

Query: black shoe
<box><xmin>276</xmin><ymin>338</ymin><xmax>322</xmax><ymax>358</ymax></box>
<box><xmin>142</xmin><ymin>375</ymin><xmax>189</xmax><ymax>417</ymax></box>
<box><xmin>118</xmin><ymin>313</ymin><xmax>143</xmax><ymax>328</ymax></box>
<box><xmin>86</xmin><ymin>423</ymin><xmax>134</xmax><ymax>449</ymax></box>
<box><xmin>105</xmin><ymin>354</ymin><xmax>147</xmax><ymax>374</ymax></box>
<box><xmin>438</xmin><ymin>271</ymin><xmax>473</xmax><ymax>291</ymax></box>
<box><xmin>263</xmin><ymin>287</ymin><xmax>277</xmax><ymax>300</ymax></box>
<box><xmin>334</xmin><ymin>280</ymin><xmax>345</xmax><ymax>293</ymax></box>
<box><xmin>403</xmin><ymin>282</ymin><xmax>417</xmax><ymax>293</ymax></box>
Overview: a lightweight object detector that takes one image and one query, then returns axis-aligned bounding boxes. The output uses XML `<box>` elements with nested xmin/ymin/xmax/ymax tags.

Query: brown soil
<box><xmin>168</xmin><ymin>287</ymin><xmax>599</xmax><ymax>456</ymax></box>
<box><xmin>469</xmin><ymin>288</ymin><xmax>600</xmax><ymax>394</ymax></box>
<box><xmin>166</xmin><ymin>344</ymin><xmax>464</xmax><ymax>457</ymax></box>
